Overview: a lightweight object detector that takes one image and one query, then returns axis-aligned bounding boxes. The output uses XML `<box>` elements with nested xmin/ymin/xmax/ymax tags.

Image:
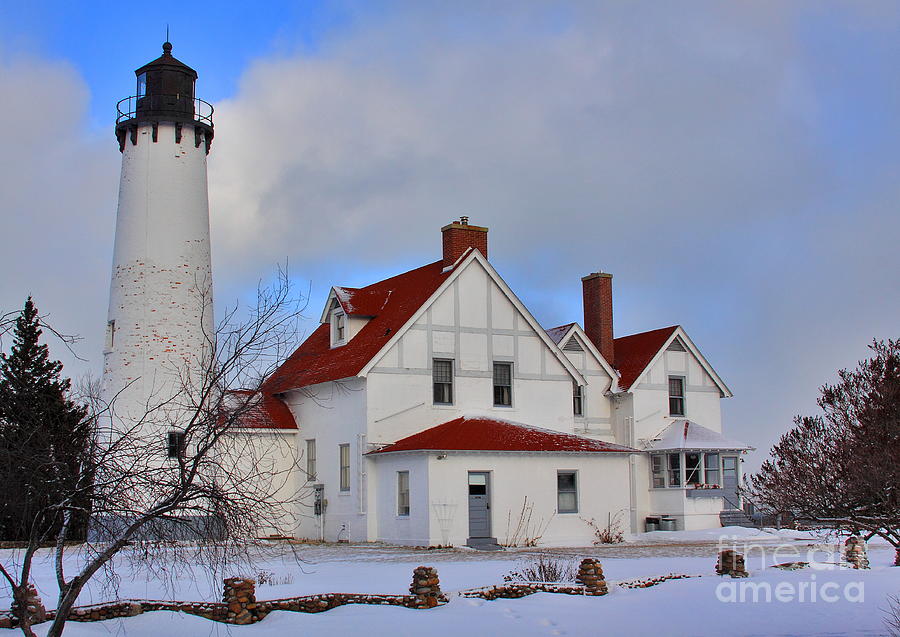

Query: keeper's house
<box><xmin>256</xmin><ymin>219</ymin><xmax>751</xmax><ymax>547</ymax></box>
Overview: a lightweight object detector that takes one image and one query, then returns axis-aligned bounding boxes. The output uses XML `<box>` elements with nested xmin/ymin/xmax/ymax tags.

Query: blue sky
<box><xmin>1</xmin><ymin>1</ymin><xmax>898</xmax><ymax>470</ymax></box>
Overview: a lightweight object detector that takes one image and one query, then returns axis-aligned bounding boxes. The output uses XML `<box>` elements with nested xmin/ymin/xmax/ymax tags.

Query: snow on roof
<box><xmin>545</xmin><ymin>323</ymin><xmax>576</xmax><ymax>345</ymax></box>
<box><xmin>369</xmin><ymin>416</ymin><xmax>638</xmax><ymax>454</ymax></box>
<box><xmin>613</xmin><ymin>325</ymin><xmax>679</xmax><ymax>390</ymax></box>
<box><xmin>263</xmin><ymin>260</ymin><xmax>451</xmax><ymax>393</ymax></box>
<box><xmin>643</xmin><ymin>419</ymin><xmax>751</xmax><ymax>451</ymax></box>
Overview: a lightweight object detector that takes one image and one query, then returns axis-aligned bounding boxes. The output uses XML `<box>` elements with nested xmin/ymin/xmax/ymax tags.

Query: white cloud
<box><xmin>207</xmin><ymin>2</ymin><xmax>900</xmax><ymax>467</ymax></box>
<box><xmin>0</xmin><ymin>54</ymin><xmax>119</xmax><ymax>374</ymax></box>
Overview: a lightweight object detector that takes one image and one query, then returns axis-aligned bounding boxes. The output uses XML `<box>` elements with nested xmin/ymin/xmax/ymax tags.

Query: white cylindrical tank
<box><xmin>102</xmin><ymin>43</ymin><xmax>214</xmax><ymax>429</ymax></box>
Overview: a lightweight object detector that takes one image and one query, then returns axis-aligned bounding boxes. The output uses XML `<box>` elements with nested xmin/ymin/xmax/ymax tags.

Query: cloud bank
<box><xmin>2</xmin><ymin>2</ymin><xmax>898</xmax><ymax>468</ymax></box>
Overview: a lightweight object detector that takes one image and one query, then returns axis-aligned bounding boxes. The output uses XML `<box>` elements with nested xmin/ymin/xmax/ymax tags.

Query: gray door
<box><xmin>721</xmin><ymin>455</ymin><xmax>740</xmax><ymax>510</ymax></box>
<box><xmin>468</xmin><ymin>472</ymin><xmax>491</xmax><ymax>538</ymax></box>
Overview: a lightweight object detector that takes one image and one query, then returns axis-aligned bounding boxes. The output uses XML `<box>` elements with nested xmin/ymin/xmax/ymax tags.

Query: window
<box><xmin>105</xmin><ymin>320</ymin><xmax>116</xmax><ymax>351</ymax></box>
<box><xmin>557</xmin><ymin>471</ymin><xmax>578</xmax><ymax>513</ymax></box>
<box><xmin>493</xmin><ymin>362</ymin><xmax>512</xmax><ymax>406</ymax></box>
<box><xmin>685</xmin><ymin>452</ymin><xmax>703</xmax><ymax>485</ymax></box>
<box><xmin>306</xmin><ymin>439</ymin><xmax>316</xmax><ymax>481</ymax></box>
<box><xmin>668</xmin><ymin>376</ymin><xmax>685</xmax><ymax>416</ymax></box>
<box><xmin>397</xmin><ymin>471</ymin><xmax>410</xmax><ymax>516</ymax></box>
<box><xmin>651</xmin><ymin>455</ymin><xmax>666</xmax><ymax>488</ymax></box>
<box><xmin>573</xmin><ymin>384</ymin><xmax>584</xmax><ymax>417</ymax></box>
<box><xmin>331</xmin><ymin>310</ymin><xmax>346</xmax><ymax>345</ymax></box>
<box><xmin>166</xmin><ymin>431</ymin><xmax>185</xmax><ymax>459</ymax></box>
<box><xmin>704</xmin><ymin>453</ymin><xmax>720</xmax><ymax>486</ymax></box>
<box><xmin>339</xmin><ymin>444</ymin><xmax>350</xmax><ymax>491</ymax></box>
<box><xmin>433</xmin><ymin>359</ymin><xmax>453</xmax><ymax>404</ymax></box>
<box><xmin>136</xmin><ymin>73</ymin><xmax>147</xmax><ymax>98</ymax></box>
<box><xmin>667</xmin><ymin>453</ymin><xmax>681</xmax><ymax>487</ymax></box>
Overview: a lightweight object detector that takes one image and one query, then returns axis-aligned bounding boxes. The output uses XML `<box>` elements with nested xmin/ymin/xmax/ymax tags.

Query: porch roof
<box><xmin>368</xmin><ymin>416</ymin><xmax>638</xmax><ymax>455</ymax></box>
<box><xmin>642</xmin><ymin>419</ymin><xmax>752</xmax><ymax>452</ymax></box>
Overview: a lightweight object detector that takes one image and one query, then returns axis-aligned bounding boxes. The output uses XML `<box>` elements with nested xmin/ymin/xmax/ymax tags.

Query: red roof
<box><xmin>263</xmin><ymin>260</ymin><xmax>451</xmax><ymax>393</ymax></box>
<box><xmin>613</xmin><ymin>325</ymin><xmax>678</xmax><ymax>390</ymax></box>
<box><xmin>227</xmin><ymin>390</ymin><xmax>297</xmax><ymax>430</ymax></box>
<box><xmin>369</xmin><ymin>416</ymin><xmax>636</xmax><ymax>454</ymax></box>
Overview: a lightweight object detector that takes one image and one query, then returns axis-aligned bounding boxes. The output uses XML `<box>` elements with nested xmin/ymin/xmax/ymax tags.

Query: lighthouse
<box><xmin>102</xmin><ymin>42</ymin><xmax>215</xmax><ymax>427</ymax></box>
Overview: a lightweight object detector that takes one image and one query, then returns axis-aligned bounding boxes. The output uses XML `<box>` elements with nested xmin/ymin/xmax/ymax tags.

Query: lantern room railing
<box><xmin>116</xmin><ymin>95</ymin><xmax>214</xmax><ymax>127</ymax></box>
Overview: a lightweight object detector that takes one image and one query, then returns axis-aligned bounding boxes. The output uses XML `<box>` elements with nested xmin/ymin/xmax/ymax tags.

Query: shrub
<box><xmin>504</xmin><ymin>554</ymin><xmax>577</xmax><ymax>583</ymax></box>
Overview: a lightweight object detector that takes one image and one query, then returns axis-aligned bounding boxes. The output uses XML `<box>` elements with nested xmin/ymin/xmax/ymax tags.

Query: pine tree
<box><xmin>0</xmin><ymin>297</ymin><xmax>90</xmax><ymax>541</ymax></box>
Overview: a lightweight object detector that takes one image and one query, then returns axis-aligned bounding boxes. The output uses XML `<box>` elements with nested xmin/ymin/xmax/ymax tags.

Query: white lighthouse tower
<box><xmin>102</xmin><ymin>42</ymin><xmax>215</xmax><ymax>428</ymax></box>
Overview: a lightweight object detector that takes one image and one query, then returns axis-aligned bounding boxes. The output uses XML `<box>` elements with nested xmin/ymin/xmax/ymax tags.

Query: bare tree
<box><xmin>1</xmin><ymin>271</ymin><xmax>309</xmax><ymax>637</ymax></box>
<box><xmin>746</xmin><ymin>339</ymin><xmax>900</xmax><ymax>566</ymax></box>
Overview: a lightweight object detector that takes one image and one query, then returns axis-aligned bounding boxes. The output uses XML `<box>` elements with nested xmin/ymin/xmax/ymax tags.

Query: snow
<box><xmin>643</xmin><ymin>419</ymin><xmax>752</xmax><ymax>451</ymax></box>
<box><xmin>3</xmin><ymin>529</ymin><xmax>898</xmax><ymax>636</ymax></box>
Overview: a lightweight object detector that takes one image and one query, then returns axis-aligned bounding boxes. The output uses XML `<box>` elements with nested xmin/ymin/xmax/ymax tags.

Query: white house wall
<box><xmin>561</xmin><ymin>338</ymin><xmax>615</xmax><ymax>442</ymax></box>
<box><xmin>283</xmin><ymin>378</ymin><xmax>369</xmax><ymax>542</ymax></box>
<box><xmin>418</xmin><ymin>452</ymin><xmax>632</xmax><ymax>547</ymax></box>
<box><xmin>219</xmin><ymin>430</ymin><xmax>301</xmax><ymax>537</ymax></box>
<box><xmin>371</xmin><ymin>453</ymin><xmax>430</xmax><ymax>545</ymax></box>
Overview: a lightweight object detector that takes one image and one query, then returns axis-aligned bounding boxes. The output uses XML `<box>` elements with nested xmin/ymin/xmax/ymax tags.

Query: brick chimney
<box><xmin>582</xmin><ymin>272</ymin><xmax>614</xmax><ymax>363</ymax></box>
<box><xmin>442</xmin><ymin>216</ymin><xmax>488</xmax><ymax>268</ymax></box>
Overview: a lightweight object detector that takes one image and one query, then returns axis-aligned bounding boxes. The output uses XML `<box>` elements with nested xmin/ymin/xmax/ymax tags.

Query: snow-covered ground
<box><xmin>2</xmin><ymin>528</ymin><xmax>897</xmax><ymax>636</ymax></box>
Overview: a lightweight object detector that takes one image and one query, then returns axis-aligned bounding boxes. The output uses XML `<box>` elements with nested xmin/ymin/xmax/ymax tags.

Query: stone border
<box><xmin>0</xmin><ymin>561</ymin><xmax>614</xmax><ymax>628</ymax></box>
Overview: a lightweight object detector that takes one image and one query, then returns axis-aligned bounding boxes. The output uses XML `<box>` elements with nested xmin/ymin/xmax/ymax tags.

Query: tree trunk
<box><xmin>45</xmin><ymin>586</ymin><xmax>81</xmax><ymax>637</ymax></box>
<box><xmin>895</xmin><ymin>547</ymin><xmax>900</xmax><ymax>567</ymax></box>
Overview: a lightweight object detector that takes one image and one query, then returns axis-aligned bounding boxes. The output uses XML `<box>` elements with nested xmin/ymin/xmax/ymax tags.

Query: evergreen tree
<box><xmin>0</xmin><ymin>297</ymin><xmax>90</xmax><ymax>541</ymax></box>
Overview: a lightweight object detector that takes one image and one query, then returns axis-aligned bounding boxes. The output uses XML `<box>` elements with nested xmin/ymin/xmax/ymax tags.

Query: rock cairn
<box><xmin>409</xmin><ymin>566</ymin><xmax>441</xmax><ymax>608</ymax></box>
<box><xmin>844</xmin><ymin>536</ymin><xmax>869</xmax><ymax>569</ymax></box>
<box><xmin>10</xmin><ymin>583</ymin><xmax>47</xmax><ymax>625</ymax></box>
<box><xmin>716</xmin><ymin>550</ymin><xmax>748</xmax><ymax>578</ymax></box>
<box><xmin>223</xmin><ymin>578</ymin><xmax>257</xmax><ymax>624</ymax></box>
<box><xmin>575</xmin><ymin>558</ymin><xmax>608</xmax><ymax>595</ymax></box>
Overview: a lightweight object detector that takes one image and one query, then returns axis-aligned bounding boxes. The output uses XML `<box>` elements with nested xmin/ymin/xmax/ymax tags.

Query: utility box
<box><xmin>660</xmin><ymin>516</ymin><xmax>677</xmax><ymax>531</ymax></box>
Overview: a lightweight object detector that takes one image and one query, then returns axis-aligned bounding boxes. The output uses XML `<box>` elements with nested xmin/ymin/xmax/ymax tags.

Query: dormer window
<box><xmin>331</xmin><ymin>310</ymin><xmax>346</xmax><ymax>347</ymax></box>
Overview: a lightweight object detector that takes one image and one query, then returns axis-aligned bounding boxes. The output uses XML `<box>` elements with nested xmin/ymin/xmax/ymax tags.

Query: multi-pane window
<box><xmin>651</xmin><ymin>455</ymin><xmax>666</xmax><ymax>488</ymax></box>
<box><xmin>166</xmin><ymin>431</ymin><xmax>185</xmax><ymax>459</ymax></box>
<box><xmin>433</xmin><ymin>359</ymin><xmax>453</xmax><ymax>404</ymax></box>
<box><xmin>667</xmin><ymin>453</ymin><xmax>682</xmax><ymax>487</ymax></box>
<box><xmin>306</xmin><ymin>439</ymin><xmax>317</xmax><ymax>481</ymax></box>
<box><xmin>705</xmin><ymin>453</ymin><xmax>720</xmax><ymax>486</ymax></box>
<box><xmin>339</xmin><ymin>444</ymin><xmax>350</xmax><ymax>491</ymax></box>
<box><xmin>573</xmin><ymin>383</ymin><xmax>584</xmax><ymax>416</ymax></box>
<box><xmin>397</xmin><ymin>471</ymin><xmax>410</xmax><ymax>516</ymax></box>
<box><xmin>493</xmin><ymin>362</ymin><xmax>512</xmax><ymax>406</ymax></box>
<box><xmin>668</xmin><ymin>376</ymin><xmax>685</xmax><ymax>416</ymax></box>
<box><xmin>557</xmin><ymin>471</ymin><xmax>578</xmax><ymax>513</ymax></box>
<box><xmin>685</xmin><ymin>452</ymin><xmax>703</xmax><ymax>485</ymax></box>
<box><xmin>652</xmin><ymin>452</ymin><xmax>723</xmax><ymax>487</ymax></box>
<box><xmin>332</xmin><ymin>311</ymin><xmax>346</xmax><ymax>345</ymax></box>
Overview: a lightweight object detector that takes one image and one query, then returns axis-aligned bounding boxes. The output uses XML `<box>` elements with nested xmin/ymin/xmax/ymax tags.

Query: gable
<box><xmin>364</xmin><ymin>251</ymin><xmax>586</xmax><ymax>384</ymax></box>
<box><xmin>547</xmin><ymin>323</ymin><xmax>618</xmax><ymax>386</ymax></box>
<box><xmin>617</xmin><ymin>326</ymin><xmax>732</xmax><ymax>397</ymax></box>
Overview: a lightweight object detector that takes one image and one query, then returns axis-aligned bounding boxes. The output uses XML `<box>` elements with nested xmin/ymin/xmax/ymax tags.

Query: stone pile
<box><xmin>223</xmin><ymin>577</ymin><xmax>258</xmax><ymax>624</ymax></box>
<box><xmin>409</xmin><ymin>566</ymin><xmax>442</xmax><ymax>608</ymax></box>
<box><xmin>575</xmin><ymin>558</ymin><xmax>608</xmax><ymax>595</ymax></box>
<box><xmin>716</xmin><ymin>550</ymin><xmax>748</xmax><ymax>578</ymax></box>
<box><xmin>10</xmin><ymin>583</ymin><xmax>47</xmax><ymax>625</ymax></box>
<box><xmin>844</xmin><ymin>536</ymin><xmax>869</xmax><ymax>570</ymax></box>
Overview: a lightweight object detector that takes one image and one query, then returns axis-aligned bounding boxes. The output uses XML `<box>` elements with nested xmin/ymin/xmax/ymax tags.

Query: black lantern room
<box><xmin>116</xmin><ymin>42</ymin><xmax>214</xmax><ymax>153</ymax></box>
